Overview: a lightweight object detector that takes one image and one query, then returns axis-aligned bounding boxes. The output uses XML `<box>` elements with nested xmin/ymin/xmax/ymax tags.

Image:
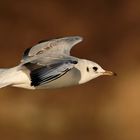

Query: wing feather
<box><xmin>21</xmin><ymin>36</ymin><xmax>83</xmax><ymax>63</ymax></box>
<box><xmin>29</xmin><ymin>59</ymin><xmax>77</xmax><ymax>87</ymax></box>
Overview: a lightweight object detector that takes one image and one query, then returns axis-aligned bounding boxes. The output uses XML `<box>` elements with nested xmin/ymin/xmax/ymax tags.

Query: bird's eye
<box><xmin>93</xmin><ymin>67</ymin><xmax>98</xmax><ymax>71</ymax></box>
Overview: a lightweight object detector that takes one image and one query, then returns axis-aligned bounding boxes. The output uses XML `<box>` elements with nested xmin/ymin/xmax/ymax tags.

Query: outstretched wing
<box><xmin>21</xmin><ymin>36</ymin><xmax>83</xmax><ymax>64</ymax></box>
<box><xmin>21</xmin><ymin>36</ymin><xmax>81</xmax><ymax>87</ymax></box>
<box><xmin>26</xmin><ymin>59</ymin><xmax>78</xmax><ymax>87</ymax></box>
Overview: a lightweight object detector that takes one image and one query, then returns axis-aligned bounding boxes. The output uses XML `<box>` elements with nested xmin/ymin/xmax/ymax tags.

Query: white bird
<box><xmin>0</xmin><ymin>36</ymin><xmax>116</xmax><ymax>89</ymax></box>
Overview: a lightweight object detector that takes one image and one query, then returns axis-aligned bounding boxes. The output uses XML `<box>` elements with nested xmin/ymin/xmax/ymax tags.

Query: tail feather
<box><xmin>0</xmin><ymin>82</ymin><xmax>12</xmax><ymax>88</ymax></box>
<box><xmin>0</xmin><ymin>67</ymin><xmax>19</xmax><ymax>88</ymax></box>
<box><xmin>0</xmin><ymin>69</ymin><xmax>7</xmax><ymax>73</ymax></box>
<box><xmin>0</xmin><ymin>66</ymin><xmax>33</xmax><ymax>89</ymax></box>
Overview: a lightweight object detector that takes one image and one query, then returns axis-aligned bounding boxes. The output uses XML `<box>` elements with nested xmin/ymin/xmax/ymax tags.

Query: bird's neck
<box><xmin>74</xmin><ymin>59</ymin><xmax>93</xmax><ymax>84</ymax></box>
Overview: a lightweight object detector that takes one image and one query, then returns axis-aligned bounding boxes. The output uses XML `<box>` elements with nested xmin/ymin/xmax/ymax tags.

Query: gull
<box><xmin>0</xmin><ymin>36</ymin><xmax>116</xmax><ymax>89</ymax></box>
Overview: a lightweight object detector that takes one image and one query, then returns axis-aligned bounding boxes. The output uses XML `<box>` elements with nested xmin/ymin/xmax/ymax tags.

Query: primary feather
<box><xmin>21</xmin><ymin>36</ymin><xmax>83</xmax><ymax>64</ymax></box>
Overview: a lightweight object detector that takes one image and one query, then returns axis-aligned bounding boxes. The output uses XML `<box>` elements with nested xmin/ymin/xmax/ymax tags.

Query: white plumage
<box><xmin>0</xmin><ymin>36</ymin><xmax>115</xmax><ymax>89</ymax></box>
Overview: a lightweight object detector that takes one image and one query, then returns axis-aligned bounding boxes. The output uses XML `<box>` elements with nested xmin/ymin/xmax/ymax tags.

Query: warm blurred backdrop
<box><xmin>0</xmin><ymin>0</ymin><xmax>140</xmax><ymax>140</ymax></box>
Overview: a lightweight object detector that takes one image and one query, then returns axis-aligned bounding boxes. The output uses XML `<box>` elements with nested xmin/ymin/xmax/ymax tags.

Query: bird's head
<box><xmin>76</xmin><ymin>59</ymin><xmax>116</xmax><ymax>84</ymax></box>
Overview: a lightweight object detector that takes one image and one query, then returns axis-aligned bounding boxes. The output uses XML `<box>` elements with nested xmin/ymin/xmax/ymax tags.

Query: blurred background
<box><xmin>0</xmin><ymin>0</ymin><xmax>140</xmax><ymax>140</ymax></box>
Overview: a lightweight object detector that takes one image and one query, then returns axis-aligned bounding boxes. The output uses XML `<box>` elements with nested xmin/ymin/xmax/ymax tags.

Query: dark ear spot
<box><xmin>86</xmin><ymin>67</ymin><xmax>89</xmax><ymax>72</ymax></box>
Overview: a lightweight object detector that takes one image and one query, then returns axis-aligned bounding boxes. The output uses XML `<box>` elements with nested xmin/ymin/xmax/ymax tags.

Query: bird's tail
<box><xmin>0</xmin><ymin>67</ymin><xmax>19</xmax><ymax>88</ymax></box>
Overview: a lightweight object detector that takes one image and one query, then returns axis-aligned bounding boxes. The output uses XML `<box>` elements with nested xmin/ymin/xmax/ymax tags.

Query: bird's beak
<box><xmin>102</xmin><ymin>70</ymin><xmax>117</xmax><ymax>76</ymax></box>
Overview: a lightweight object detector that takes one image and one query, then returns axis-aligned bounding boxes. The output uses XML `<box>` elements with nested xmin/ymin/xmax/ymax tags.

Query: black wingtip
<box><xmin>38</xmin><ymin>39</ymin><xmax>50</xmax><ymax>44</ymax></box>
<box><xmin>22</xmin><ymin>47</ymin><xmax>31</xmax><ymax>60</ymax></box>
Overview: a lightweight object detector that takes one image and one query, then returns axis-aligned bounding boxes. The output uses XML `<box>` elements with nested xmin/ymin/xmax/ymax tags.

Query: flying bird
<box><xmin>0</xmin><ymin>36</ymin><xmax>116</xmax><ymax>89</ymax></box>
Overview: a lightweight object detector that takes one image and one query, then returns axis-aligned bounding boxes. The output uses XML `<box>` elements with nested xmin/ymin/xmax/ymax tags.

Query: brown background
<box><xmin>0</xmin><ymin>0</ymin><xmax>140</xmax><ymax>140</ymax></box>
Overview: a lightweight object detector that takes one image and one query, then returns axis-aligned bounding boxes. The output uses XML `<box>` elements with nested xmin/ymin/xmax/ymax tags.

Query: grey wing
<box><xmin>28</xmin><ymin>59</ymin><xmax>78</xmax><ymax>87</ymax></box>
<box><xmin>21</xmin><ymin>36</ymin><xmax>83</xmax><ymax>64</ymax></box>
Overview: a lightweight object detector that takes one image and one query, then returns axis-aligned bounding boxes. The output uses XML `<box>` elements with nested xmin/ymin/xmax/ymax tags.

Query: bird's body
<box><xmin>0</xmin><ymin>36</ymin><xmax>115</xmax><ymax>90</ymax></box>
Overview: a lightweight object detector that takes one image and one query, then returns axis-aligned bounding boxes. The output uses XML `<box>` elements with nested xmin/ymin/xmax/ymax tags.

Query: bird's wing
<box><xmin>21</xmin><ymin>36</ymin><xmax>83</xmax><ymax>64</ymax></box>
<box><xmin>25</xmin><ymin>58</ymin><xmax>78</xmax><ymax>87</ymax></box>
<box><xmin>20</xmin><ymin>36</ymin><xmax>80</xmax><ymax>87</ymax></box>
